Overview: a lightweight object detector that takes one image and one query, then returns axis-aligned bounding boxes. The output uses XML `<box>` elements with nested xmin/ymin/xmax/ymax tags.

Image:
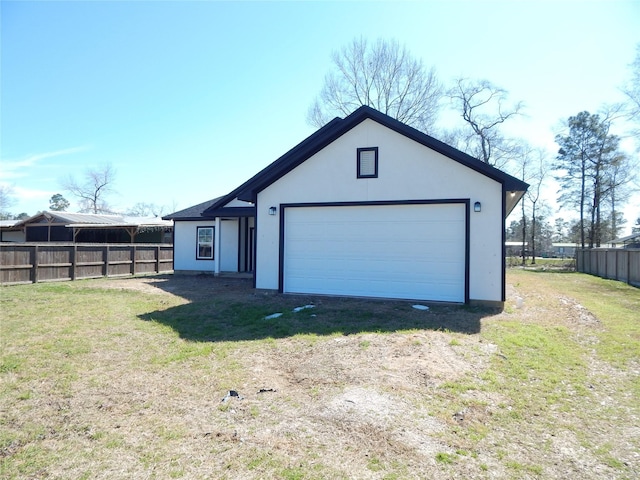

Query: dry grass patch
<box><xmin>1</xmin><ymin>272</ymin><xmax>639</xmax><ymax>479</ymax></box>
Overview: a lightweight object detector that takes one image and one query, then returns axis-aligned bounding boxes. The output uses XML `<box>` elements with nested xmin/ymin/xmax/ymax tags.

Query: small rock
<box><xmin>264</xmin><ymin>313</ymin><xmax>283</xmax><ymax>320</ymax></box>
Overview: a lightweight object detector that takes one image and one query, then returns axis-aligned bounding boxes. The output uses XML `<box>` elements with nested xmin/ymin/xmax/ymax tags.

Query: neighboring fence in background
<box><xmin>576</xmin><ymin>248</ymin><xmax>640</xmax><ymax>287</ymax></box>
<box><xmin>0</xmin><ymin>243</ymin><xmax>173</xmax><ymax>285</ymax></box>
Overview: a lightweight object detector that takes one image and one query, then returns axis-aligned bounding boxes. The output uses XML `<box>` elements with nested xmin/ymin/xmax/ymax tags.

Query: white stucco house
<box><xmin>164</xmin><ymin>106</ymin><xmax>528</xmax><ymax>305</ymax></box>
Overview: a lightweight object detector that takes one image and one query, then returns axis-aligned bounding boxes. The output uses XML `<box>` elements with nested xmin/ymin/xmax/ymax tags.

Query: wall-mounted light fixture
<box><xmin>474</xmin><ymin>201</ymin><xmax>481</xmax><ymax>213</ymax></box>
<box><xmin>268</xmin><ymin>206</ymin><xmax>277</xmax><ymax>216</ymax></box>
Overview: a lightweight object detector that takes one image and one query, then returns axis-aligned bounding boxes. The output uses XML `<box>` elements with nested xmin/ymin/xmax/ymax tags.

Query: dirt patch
<box><xmin>6</xmin><ymin>272</ymin><xmax>637</xmax><ymax>479</ymax></box>
<box><xmin>557</xmin><ymin>295</ymin><xmax>601</xmax><ymax>327</ymax></box>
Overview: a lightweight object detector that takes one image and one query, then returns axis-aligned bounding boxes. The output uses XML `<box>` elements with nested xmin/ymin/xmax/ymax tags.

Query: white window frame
<box><xmin>196</xmin><ymin>226</ymin><xmax>215</xmax><ymax>260</ymax></box>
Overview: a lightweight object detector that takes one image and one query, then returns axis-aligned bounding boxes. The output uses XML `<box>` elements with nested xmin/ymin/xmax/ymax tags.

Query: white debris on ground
<box><xmin>412</xmin><ymin>304</ymin><xmax>430</xmax><ymax>311</ymax></box>
<box><xmin>293</xmin><ymin>304</ymin><xmax>315</xmax><ymax>313</ymax></box>
<box><xmin>264</xmin><ymin>305</ymin><xmax>314</xmax><ymax>319</ymax></box>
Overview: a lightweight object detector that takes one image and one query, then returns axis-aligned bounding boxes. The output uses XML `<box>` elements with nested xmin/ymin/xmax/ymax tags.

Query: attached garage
<box><xmin>167</xmin><ymin>105</ymin><xmax>528</xmax><ymax>305</ymax></box>
<box><xmin>281</xmin><ymin>201</ymin><xmax>468</xmax><ymax>302</ymax></box>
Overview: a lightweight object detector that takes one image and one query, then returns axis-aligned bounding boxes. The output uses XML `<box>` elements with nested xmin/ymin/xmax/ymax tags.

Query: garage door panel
<box><xmin>283</xmin><ymin>204</ymin><xmax>466</xmax><ymax>302</ymax></box>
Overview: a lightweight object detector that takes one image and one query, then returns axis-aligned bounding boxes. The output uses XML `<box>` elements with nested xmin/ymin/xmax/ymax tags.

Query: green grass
<box><xmin>435</xmin><ymin>452</ymin><xmax>456</xmax><ymax>464</ymax></box>
<box><xmin>1</xmin><ymin>272</ymin><xmax>638</xmax><ymax>479</ymax></box>
<box><xmin>430</xmin><ymin>270</ymin><xmax>639</xmax><ymax>477</ymax></box>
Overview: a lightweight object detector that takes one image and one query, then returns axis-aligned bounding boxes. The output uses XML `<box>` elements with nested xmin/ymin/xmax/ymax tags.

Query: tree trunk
<box><xmin>580</xmin><ymin>155</ymin><xmax>586</xmax><ymax>249</ymax></box>
<box><xmin>530</xmin><ymin>203</ymin><xmax>537</xmax><ymax>264</ymax></box>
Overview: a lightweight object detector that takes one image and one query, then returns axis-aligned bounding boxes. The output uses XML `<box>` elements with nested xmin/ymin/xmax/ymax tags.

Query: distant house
<box><xmin>550</xmin><ymin>243</ymin><xmax>578</xmax><ymax>258</ymax></box>
<box><xmin>0</xmin><ymin>220</ymin><xmax>26</xmax><ymax>243</ymax></box>
<box><xmin>3</xmin><ymin>211</ymin><xmax>173</xmax><ymax>244</ymax></box>
<box><xmin>165</xmin><ymin>106</ymin><xmax>528</xmax><ymax>305</ymax></box>
<box><xmin>607</xmin><ymin>232</ymin><xmax>640</xmax><ymax>249</ymax></box>
<box><xmin>505</xmin><ymin>241</ymin><xmax>528</xmax><ymax>257</ymax></box>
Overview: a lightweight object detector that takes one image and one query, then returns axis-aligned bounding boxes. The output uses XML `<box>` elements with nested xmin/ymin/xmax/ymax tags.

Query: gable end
<box><xmin>235</xmin><ymin>106</ymin><xmax>528</xmax><ymax>202</ymax></box>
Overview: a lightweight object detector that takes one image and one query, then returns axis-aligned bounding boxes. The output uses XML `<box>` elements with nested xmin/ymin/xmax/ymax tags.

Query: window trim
<box><xmin>357</xmin><ymin>147</ymin><xmax>378</xmax><ymax>178</ymax></box>
<box><xmin>196</xmin><ymin>226</ymin><xmax>215</xmax><ymax>260</ymax></box>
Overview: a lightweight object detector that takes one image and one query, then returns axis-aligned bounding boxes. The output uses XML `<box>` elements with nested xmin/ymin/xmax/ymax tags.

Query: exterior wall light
<box><xmin>474</xmin><ymin>201</ymin><xmax>481</xmax><ymax>213</ymax></box>
<box><xmin>268</xmin><ymin>206</ymin><xmax>277</xmax><ymax>216</ymax></box>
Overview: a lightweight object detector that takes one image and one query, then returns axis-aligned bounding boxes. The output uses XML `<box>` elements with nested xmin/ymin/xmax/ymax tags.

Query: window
<box><xmin>357</xmin><ymin>147</ymin><xmax>378</xmax><ymax>178</ymax></box>
<box><xmin>197</xmin><ymin>226</ymin><xmax>214</xmax><ymax>260</ymax></box>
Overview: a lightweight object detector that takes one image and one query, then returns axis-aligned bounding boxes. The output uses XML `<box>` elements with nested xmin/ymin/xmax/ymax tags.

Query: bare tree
<box><xmin>126</xmin><ymin>202</ymin><xmax>165</xmax><ymax>217</ymax></box>
<box><xmin>516</xmin><ymin>144</ymin><xmax>533</xmax><ymax>265</ymax></box>
<box><xmin>622</xmin><ymin>43</ymin><xmax>640</xmax><ymax>131</ymax></box>
<box><xmin>525</xmin><ymin>149</ymin><xmax>549</xmax><ymax>264</ymax></box>
<box><xmin>62</xmin><ymin>163</ymin><xmax>116</xmax><ymax>214</ymax></box>
<box><xmin>448</xmin><ymin>78</ymin><xmax>524</xmax><ymax>168</ymax></box>
<box><xmin>308</xmin><ymin>37</ymin><xmax>443</xmax><ymax>133</ymax></box>
<box><xmin>0</xmin><ymin>185</ymin><xmax>16</xmax><ymax>219</ymax></box>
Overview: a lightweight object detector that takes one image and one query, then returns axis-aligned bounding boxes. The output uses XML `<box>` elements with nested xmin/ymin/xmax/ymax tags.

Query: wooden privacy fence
<box><xmin>0</xmin><ymin>243</ymin><xmax>173</xmax><ymax>285</ymax></box>
<box><xmin>576</xmin><ymin>248</ymin><xmax>640</xmax><ymax>287</ymax></box>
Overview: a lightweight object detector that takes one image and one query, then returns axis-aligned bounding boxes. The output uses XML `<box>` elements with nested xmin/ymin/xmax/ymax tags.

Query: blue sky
<box><xmin>1</xmin><ymin>0</ymin><xmax>639</xmax><ymax>230</ymax></box>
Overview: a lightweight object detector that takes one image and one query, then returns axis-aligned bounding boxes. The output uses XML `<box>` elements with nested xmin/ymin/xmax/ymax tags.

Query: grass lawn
<box><xmin>1</xmin><ymin>271</ymin><xmax>638</xmax><ymax>479</ymax></box>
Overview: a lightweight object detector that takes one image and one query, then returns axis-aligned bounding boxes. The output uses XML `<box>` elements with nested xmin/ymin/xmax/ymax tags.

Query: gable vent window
<box><xmin>357</xmin><ymin>147</ymin><xmax>378</xmax><ymax>178</ymax></box>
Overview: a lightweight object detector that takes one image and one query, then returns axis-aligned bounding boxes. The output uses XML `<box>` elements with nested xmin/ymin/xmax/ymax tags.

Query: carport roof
<box><xmin>14</xmin><ymin>211</ymin><xmax>172</xmax><ymax>228</ymax></box>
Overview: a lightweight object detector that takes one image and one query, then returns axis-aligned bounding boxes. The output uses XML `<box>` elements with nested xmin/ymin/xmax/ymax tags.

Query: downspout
<box><xmin>252</xmin><ymin>195</ymin><xmax>258</xmax><ymax>288</ymax></box>
<box><xmin>502</xmin><ymin>189</ymin><xmax>507</xmax><ymax>303</ymax></box>
<box><xmin>214</xmin><ymin>216</ymin><xmax>221</xmax><ymax>275</ymax></box>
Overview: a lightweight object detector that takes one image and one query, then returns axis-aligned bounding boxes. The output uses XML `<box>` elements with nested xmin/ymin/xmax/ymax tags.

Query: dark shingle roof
<box><xmin>162</xmin><ymin>197</ymin><xmax>224</xmax><ymax>220</ymax></box>
<box><xmin>235</xmin><ymin>105</ymin><xmax>528</xmax><ymax>202</ymax></box>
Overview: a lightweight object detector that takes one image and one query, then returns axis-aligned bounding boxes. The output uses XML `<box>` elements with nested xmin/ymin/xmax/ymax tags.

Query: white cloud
<box><xmin>12</xmin><ymin>185</ymin><xmax>54</xmax><ymax>201</ymax></box>
<box><xmin>0</xmin><ymin>146</ymin><xmax>88</xmax><ymax>181</ymax></box>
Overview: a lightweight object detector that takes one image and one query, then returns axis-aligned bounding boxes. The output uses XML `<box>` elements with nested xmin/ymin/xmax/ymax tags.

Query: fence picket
<box><xmin>0</xmin><ymin>243</ymin><xmax>173</xmax><ymax>285</ymax></box>
<box><xmin>576</xmin><ymin>248</ymin><xmax>640</xmax><ymax>287</ymax></box>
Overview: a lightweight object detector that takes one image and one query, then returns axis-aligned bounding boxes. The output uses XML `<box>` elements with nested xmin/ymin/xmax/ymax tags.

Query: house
<box><xmin>549</xmin><ymin>242</ymin><xmax>578</xmax><ymax>258</ymax></box>
<box><xmin>165</xmin><ymin>106</ymin><xmax>528</xmax><ymax>305</ymax></box>
<box><xmin>165</xmin><ymin>197</ymin><xmax>255</xmax><ymax>274</ymax></box>
<box><xmin>0</xmin><ymin>220</ymin><xmax>26</xmax><ymax>242</ymax></box>
<box><xmin>607</xmin><ymin>232</ymin><xmax>640</xmax><ymax>249</ymax></box>
<box><xmin>5</xmin><ymin>211</ymin><xmax>173</xmax><ymax>244</ymax></box>
<box><xmin>505</xmin><ymin>241</ymin><xmax>528</xmax><ymax>257</ymax></box>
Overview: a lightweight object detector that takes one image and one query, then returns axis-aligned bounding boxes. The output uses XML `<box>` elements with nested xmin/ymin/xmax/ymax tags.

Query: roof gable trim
<box><xmin>235</xmin><ymin>106</ymin><xmax>528</xmax><ymax>201</ymax></box>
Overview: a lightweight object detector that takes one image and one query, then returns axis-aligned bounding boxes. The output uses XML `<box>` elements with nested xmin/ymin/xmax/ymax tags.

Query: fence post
<box><xmin>104</xmin><ymin>245</ymin><xmax>109</xmax><ymax>277</ymax></box>
<box><xmin>71</xmin><ymin>244</ymin><xmax>76</xmax><ymax>281</ymax></box>
<box><xmin>156</xmin><ymin>245</ymin><xmax>160</xmax><ymax>274</ymax></box>
<box><xmin>33</xmin><ymin>245</ymin><xmax>39</xmax><ymax>283</ymax></box>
